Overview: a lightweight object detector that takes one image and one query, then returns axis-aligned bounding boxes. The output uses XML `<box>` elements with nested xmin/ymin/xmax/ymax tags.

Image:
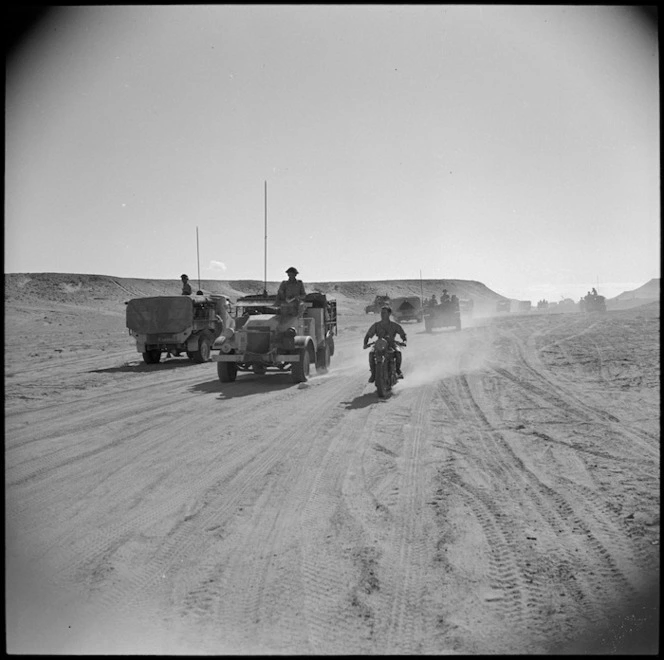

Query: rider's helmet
<box><xmin>181</xmin><ymin>274</ymin><xmax>188</xmax><ymax>279</ymax></box>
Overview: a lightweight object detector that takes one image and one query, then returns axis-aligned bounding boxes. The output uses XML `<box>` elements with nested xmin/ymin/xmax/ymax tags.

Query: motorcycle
<box><xmin>364</xmin><ymin>339</ymin><xmax>406</xmax><ymax>398</ymax></box>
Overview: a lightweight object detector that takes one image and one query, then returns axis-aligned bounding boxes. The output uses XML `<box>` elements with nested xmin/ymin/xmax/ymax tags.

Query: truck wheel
<box><xmin>192</xmin><ymin>333</ymin><xmax>212</xmax><ymax>363</ymax></box>
<box><xmin>142</xmin><ymin>349</ymin><xmax>161</xmax><ymax>364</ymax></box>
<box><xmin>291</xmin><ymin>347</ymin><xmax>310</xmax><ymax>383</ymax></box>
<box><xmin>217</xmin><ymin>360</ymin><xmax>237</xmax><ymax>382</ymax></box>
<box><xmin>328</xmin><ymin>336</ymin><xmax>335</xmax><ymax>356</ymax></box>
<box><xmin>316</xmin><ymin>343</ymin><xmax>330</xmax><ymax>374</ymax></box>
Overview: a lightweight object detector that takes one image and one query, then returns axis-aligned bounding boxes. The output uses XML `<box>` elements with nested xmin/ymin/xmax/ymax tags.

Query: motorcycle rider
<box><xmin>363</xmin><ymin>305</ymin><xmax>407</xmax><ymax>383</ymax></box>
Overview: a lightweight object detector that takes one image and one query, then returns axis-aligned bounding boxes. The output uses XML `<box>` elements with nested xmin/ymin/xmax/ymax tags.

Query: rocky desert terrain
<box><xmin>5</xmin><ymin>273</ymin><xmax>660</xmax><ymax>654</ymax></box>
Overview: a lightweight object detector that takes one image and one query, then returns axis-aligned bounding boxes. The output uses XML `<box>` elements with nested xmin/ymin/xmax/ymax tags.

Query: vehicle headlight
<box><xmin>285</xmin><ymin>327</ymin><xmax>297</xmax><ymax>338</ymax></box>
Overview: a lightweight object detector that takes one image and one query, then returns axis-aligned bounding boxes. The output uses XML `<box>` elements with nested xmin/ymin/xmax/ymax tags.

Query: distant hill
<box><xmin>4</xmin><ymin>273</ymin><xmax>506</xmax><ymax>315</ymax></box>
<box><xmin>607</xmin><ymin>278</ymin><xmax>660</xmax><ymax>311</ymax></box>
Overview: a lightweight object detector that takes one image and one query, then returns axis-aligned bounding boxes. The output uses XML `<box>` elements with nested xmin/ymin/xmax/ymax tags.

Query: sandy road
<box><xmin>5</xmin><ymin>308</ymin><xmax>660</xmax><ymax>653</ymax></box>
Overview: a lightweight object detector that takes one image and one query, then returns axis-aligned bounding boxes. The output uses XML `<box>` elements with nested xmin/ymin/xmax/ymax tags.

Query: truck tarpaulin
<box><xmin>126</xmin><ymin>297</ymin><xmax>193</xmax><ymax>334</ymax></box>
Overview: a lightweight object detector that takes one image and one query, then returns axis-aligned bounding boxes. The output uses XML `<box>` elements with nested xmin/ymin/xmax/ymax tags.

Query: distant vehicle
<box><xmin>390</xmin><ymin>296</ymin><xmax>423</xmax><ymax>323</ymax></box>
<box><xmin>579</xmin><ymin>290</ymin><xmax>607</xmax><ymax>313</ymax></box>
<box><xmin>537</xmin><ymin>299</ymin><xmax>549</xmax><ymax>309</ymax></box>
<box><xmin>496</xmin><ymin>300</ymin><xmax>511</xmax><ymax>313</ymax></box>
<box><xmin>212</xmin><ymin>292</ymin><xmax>337</xmax><ymax>384</ymax></box>
<box><xmin>518</xmin><ymin>300</ymin><xmax>532</xmax><ymax>313</ymax></box>
<box><xmin>126</xmin><ymin>293</ymin><xmax>233</xmax><ymax>364</ymax></box>
<box><xmin>424</xmin><ymin>297</ymin><xmax>461</xmax><ymax>332</ymax></box>
<box><xmin>365</xmin><ymin>294</ymin><xmax>391</xmax><ymax>314</ymax></box>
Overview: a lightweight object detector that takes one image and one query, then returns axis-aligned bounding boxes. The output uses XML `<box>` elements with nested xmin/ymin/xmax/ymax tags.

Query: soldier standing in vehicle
<box><xmin>430</xmin><ymin>293</ymin><xmax>438</xmax><ymax>306</ymax></box>
<box><xmin>181</xmin><ymin>274</ymin><xmax>192</xmax><ymax>295</ymax></box>
<box><xmin>276</xmin><ymin>267</ymin><xmax>306</xmax><ymax>303</ymax></box>
<box><xmin>363</xmin><ymin>305</ymin><xmax>407</xmax><ymax>383</ymax></box>
<box><xmin>441</xmin><ymin>289</ymin><xmax>450</xmax><ymax>303</ymax></box>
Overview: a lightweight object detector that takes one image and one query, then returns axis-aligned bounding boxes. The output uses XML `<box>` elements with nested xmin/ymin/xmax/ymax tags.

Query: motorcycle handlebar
<box><xmin>364</xmin><ymin>340</ymin><xmax>407</xmax><ymax>349</ymax></box>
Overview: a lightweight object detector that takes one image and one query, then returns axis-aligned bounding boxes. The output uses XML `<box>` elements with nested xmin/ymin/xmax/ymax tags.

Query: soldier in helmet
<box><xmin>276</xmin><ymin>266</ymin><xmax>307</xmax><ymax>303</ymax></box>
<box><xmin>181</xmin><ymin>274</ymin><xmax>192</xmax><ymax>296</ymax></box>
<box><xmin>363</xmin><ymin>305</ymin><xmax>407</xmax><ymax>382</ymax></box>
<box><xmin>441</xmin><ymin>289</ymin><xmax>451</xmax><ymax>303</ymax></box>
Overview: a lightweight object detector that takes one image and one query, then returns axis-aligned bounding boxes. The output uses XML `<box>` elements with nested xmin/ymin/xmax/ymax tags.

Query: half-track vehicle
<box><xmin>365</xmin><ymin>294</ymin><xmax>391</xmax><ymax>314</ymax></box>
<box><xmin>423</xmin><ymin>297</ymin><xmax>461</xmax><ymax>332</ymax></box>
<box><xmin>212</xmin><ymin>292</ymin><xmax>337</xmax><ymax>384</ymax></box>
<box><xmin>579</xmin><ymin>290</ymin><xmax>607</xmax><ymax>312</ymax></box>
<box><xmin>391</xmin><ymin>296</ymin><xmax>423</xmax><ymax>323</ymax></box>
<box><xmin>126</xmin><ymin>292</ymin><xmax>233</xmax><ymax>364</ymax></box>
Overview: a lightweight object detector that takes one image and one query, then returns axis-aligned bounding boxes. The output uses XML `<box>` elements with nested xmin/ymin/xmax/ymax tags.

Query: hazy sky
<box><xmin>5</xmin><ymin>5</ymin><xmax>659</xmax><ymax>301</ymax></box>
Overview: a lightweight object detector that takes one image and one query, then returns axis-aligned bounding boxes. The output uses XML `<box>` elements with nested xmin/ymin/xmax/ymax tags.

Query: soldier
<box><xmin>363</xmin><ymin>305</ymin><xmax>407</xmax><ymax>382</ymax></box>
<box><xmin>276</xmin><ymin>267</ymin><xmax>307</xmax><ymax>303</ymax></box>
<box><xmin>181</xmin><ymin>274</ymin><xmax>192</xmax><ymax>296</ymax></box>
<box><xmin>430</xmin><ymin>293</ymin><xmax>438</xmax><ymax>306</ymax></box>
<box><xmin>440</xmin><ymin>289</ymin><xmax>450</xmax><ymax>303</ymax></box>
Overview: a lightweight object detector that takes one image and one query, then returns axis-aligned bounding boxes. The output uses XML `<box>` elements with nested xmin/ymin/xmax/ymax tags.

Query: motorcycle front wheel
<box><xmin>375</xmin><ymin>361</ymin><xmax>390</xmax><ymax>398</ymax></box>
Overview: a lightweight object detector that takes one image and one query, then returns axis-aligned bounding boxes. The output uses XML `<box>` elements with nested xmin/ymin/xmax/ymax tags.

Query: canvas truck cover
<box><xmin>126</xmin><ymin>297</ymin><xmax>193</xmax><ymax>335</ymax></box>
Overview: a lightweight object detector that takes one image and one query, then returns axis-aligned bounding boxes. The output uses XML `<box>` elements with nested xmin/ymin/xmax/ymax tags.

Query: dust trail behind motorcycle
<box><xmin>399</xmin><ymin>323</ymin><xmax>494</xmax><ymax>391</ymax></box>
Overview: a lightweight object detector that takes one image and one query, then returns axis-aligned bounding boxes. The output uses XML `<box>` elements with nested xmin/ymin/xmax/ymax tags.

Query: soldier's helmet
<box><xmin>181</xmin><ymin>274</ymin><xmax>188</xmax><ymax>279</ymax></box>
<box><xmin>286</xmin><ymin>267</ymin><xmax>299</xmax><ymax>275</ymax></box>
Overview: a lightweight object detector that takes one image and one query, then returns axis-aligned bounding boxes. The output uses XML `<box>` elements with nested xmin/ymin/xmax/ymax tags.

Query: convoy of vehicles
<box><xmin>211</xmin><ymin>292</ymin><xmax>337</xmax><ymax>384</ymax></box>
<box><xmin>126</xmin><ymin>293</ymin><xmax>234</xmax><ymax>364</ymax></box>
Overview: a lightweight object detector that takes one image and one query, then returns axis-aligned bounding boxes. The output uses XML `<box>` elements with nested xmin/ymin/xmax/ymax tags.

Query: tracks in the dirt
<box><xmin>5</xmin><ymin>311</ymin><xmax>659</xmax><ymax>654</ymax></box>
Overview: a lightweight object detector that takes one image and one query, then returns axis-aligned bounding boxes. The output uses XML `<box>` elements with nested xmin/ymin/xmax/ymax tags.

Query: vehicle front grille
<box><xmin>247</xmin><ymin>331</ymin><xmax>270</xmax><ymax>354</ymax></box>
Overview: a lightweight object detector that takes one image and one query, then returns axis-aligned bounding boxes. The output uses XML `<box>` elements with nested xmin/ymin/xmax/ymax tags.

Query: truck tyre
<box><xmin>192</xmin><ymin>333</ymin><xmax>212</xmax><ymax>363</ymax></box>
<box><xmin>328</xmin><ymin>336</ymin><xmax>335</xmax><ymax>356</ymax></box>
<box><xmin>316</xmin><ymin>343</ymin><xmax>330</xmax><ymax>374</ymax></box>
<box><xmin>291</xmin><ymin>347</ymin><xmax>310</xmax><ymax>383</ymax></box>
<box><xmin>143</xmin><ymin>349</ymin><xmax>161</xmax><ymax>364</ymax></box>
<box><xmin>217</xmin><ymin>360</ymin><xmax>237</xmax><ymax>382</ymax></box>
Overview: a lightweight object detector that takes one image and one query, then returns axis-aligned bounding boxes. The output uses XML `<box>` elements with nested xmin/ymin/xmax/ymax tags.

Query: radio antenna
<box><xmin>263</xmin><ymin>181</ymin><xmax>268</xmax><ymax>296</ymax></box>
<box><xmin>196</xmin><ymin>226</ymin><xmax>201</xmax><ymax>292</ymax></box>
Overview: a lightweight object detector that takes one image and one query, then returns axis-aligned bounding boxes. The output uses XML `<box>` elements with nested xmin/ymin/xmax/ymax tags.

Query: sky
<box><xmin>5</xmin><ymin>5</ymin><xmax>660</xmax><ymax>301</ymax></box>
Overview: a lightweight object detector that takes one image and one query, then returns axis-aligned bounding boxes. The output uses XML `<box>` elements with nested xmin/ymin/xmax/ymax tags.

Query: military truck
<box><xmin>423</xmin><ymin>297</ymin><xmax>461</xmax><ymax>332</ymax></box>
<box><xmin>579</xmin><ymin>290</ymin><xmax>607</xmax><ymax>312</ymax></box>
<box><xmin>212</xmin><ymin>292</ymin><xmax>337</xmax><ymax>384</ymax></box>
<box><xmin>126</xmin><ymin>292</ymin><xmax>233</xmax><ymax>364</ymax></box>
<box><xmin>365</xmin><ymin>294</ymin><xmax>391</xmax><ymax>314</ymax></box>
<box><xmin>391</xmin><ymin>296</ymin><xmax>423</xmax><ymax>323</ymax></box>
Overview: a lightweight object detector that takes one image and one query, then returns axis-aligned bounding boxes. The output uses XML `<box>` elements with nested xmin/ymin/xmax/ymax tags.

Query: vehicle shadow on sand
<box><xmin>91</xmin><ymin>359</ymin><xmax>197</xmax><ymax>374</ymax></box>
<box><xmin>340</xmin><ymin>392</ymin><xmax>388</xmax><ymax>409</ymax></box>
<box><xmin>190</xmin><ymin>375</ymin><xmax>295</xmax><ymax>399</ymax></box>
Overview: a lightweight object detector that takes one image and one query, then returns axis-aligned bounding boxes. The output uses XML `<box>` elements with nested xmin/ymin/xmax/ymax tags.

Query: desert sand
<box><xmin>4</xmin><ymin>274</ymin><xmax>660</xmax><ymax>654</ymax></box>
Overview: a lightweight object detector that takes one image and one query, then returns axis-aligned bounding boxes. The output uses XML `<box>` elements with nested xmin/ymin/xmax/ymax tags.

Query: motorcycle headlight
<box><xmin>221</xmin><ymin>342</ymin><xmax>232</xmax><ymax>354</ymax></box>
